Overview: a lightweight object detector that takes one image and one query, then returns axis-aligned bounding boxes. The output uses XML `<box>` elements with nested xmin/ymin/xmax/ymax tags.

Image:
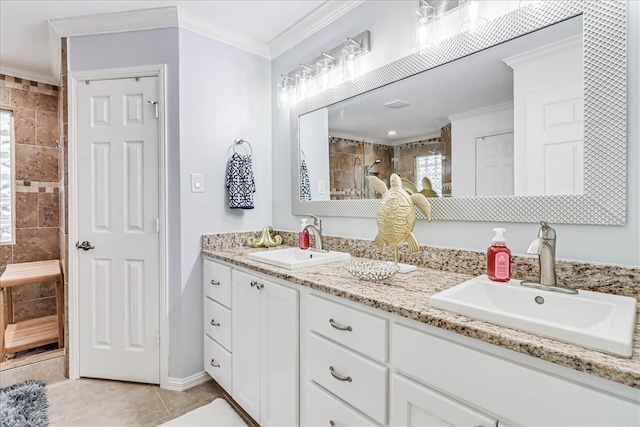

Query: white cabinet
<box><xmin>392</xmin><ymin>322</ymin><xmax>639</xmax><ymax>426</ymax></box>
<box><xmin>391</xmin><ymin>374</ymin><xmax>497</xmax><ymax>427</ymax></box>
<box><xmin>302</xmin><ymin>293</ymin><xmax>389</xmax><ymax>426</ymax></box>
<box><xmin>232</xmin><ymin>269</ymin><xmax>299</xmax><ymax>426</ymax></box>
<box><xmin>203</xmin><ymin>257</ymin><xmax>233</xmax><ymax>394</ymax></box>
<box><xmin>202</xmin><ymin>258</ymin><xmax>638</xmax><ymax>427</ymax></box>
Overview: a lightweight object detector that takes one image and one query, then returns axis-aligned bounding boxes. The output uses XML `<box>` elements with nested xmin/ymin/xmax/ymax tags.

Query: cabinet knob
<box><xmin>210</xmin><ymin>359</ymin><xmax>220</xmax><ymax>368</ymax></box>
<box><xmin>210</xmin><ymin>319</ymin><xmax>220</xmax><ymax>327</ymax></box>
<box><xmin>250</xmin><ymin>280</ymin><xmax>258</xmax><ymax>287</ymax></box>
<box><xmin>329</xmin><ymin>421</ymin><xmax>335</xmax><ymax>427</ymax></box>
<box><xmin>329</xmin><ymin>366</ymin><xmax>352</xmax><ymax>382</ymax></box>
<box><xmin>329</xmin><ymin>318</ymin><xmax>352</xmax><ymax>332</ymax></box>
<box><xmin>257</xmin><ymin>283</ymin><xmax>264</xmax><ymax>290</ymax></box>
<box><xmin>210</xmin><ymin>279</ymin><xmax>220</xmax><ymax>286</ymax></box>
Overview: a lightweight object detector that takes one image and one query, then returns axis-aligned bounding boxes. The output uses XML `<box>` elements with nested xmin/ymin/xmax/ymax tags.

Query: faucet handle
<box><xmin>538</xmin><ymin>221</ymin><xmax>556</xmax><ymax>240</ymax></box>
<box><xmin>308</xmin><ymin>214</ymin><xmax>322</xmax><ymax>230</ymax></box>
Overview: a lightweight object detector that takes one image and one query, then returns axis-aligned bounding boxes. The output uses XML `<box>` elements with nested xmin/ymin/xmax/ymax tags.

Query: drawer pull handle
<box><xmin>329</xmin><ymin>366</ymin><xmax>352</xmax><ymax>382</ymax></box>
<box><xmin>211</xmin><ymin>279</ymin><xmax>220</xmax><ymax>286</ymax></box>
<box><xmin>210</xmin><ymin>319</ymin><xmax>220</xmax><ymax>327</ymax></box>
<box><xmin>210</xmin><ymin>359</ymin><xmax>220</xmax><ymax>368</ymax></box>
<box><xmin>250</xmin><ymin>280</ymin><xmax>258</xmax><ymax>287</ymax></box>
<box><xmin>329</xmin><ymin>318</ymin><xmax>352</xmax><ymax>332</ymax></box>
<box><xmin>329</xmin><ymin>421</ymin><xmax>335</xmax><ymax>427</ymax></box>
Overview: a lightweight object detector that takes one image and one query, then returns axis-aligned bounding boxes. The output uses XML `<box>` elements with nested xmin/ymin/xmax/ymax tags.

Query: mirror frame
<box><xmin>290</xmin><ymin>0</ymin><xmax>627</xmax><ymax>225</ymax></box>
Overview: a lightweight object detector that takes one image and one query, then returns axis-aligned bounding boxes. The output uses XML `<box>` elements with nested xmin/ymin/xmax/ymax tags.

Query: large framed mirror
<box><xmin>290</xmin><ymin>0</ymin><xmax>627</xmax><ymax>225</ymax></box>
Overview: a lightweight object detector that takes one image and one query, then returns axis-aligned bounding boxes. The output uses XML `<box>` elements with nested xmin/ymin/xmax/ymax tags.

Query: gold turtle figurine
<box><xmin>367</xmin><ymin>173</ymin><xmax>432</xmax><ymax>263</ymax></box>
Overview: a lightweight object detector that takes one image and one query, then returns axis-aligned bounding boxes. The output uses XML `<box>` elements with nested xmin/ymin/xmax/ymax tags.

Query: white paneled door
<box><xmin>76</xmin><ymin>77</ymin><xmax>160</xmax><ymax>383</ymax></box>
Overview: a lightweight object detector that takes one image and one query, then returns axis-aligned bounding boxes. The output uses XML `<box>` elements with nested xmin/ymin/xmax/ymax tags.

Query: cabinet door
<box><xmin>260</xmin><ymin>278</ymin><xmax>299</xmax><ymax>427</ymax></box>
<box><xmin>391</xmin><ymin>374</ymin><xmax>496</xmax><ymax>427</ymax></box>
<box><xmin>232</xmin><ymin>270</ymin><xmax>261</xmax><ymax>422</ymax></box>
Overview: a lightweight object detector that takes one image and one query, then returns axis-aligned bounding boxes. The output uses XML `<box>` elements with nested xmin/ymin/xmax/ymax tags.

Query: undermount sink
<box><xmin>430</xmin><ymin>275</ymin><xmax>637</xmax><ymax>357</ymax></box>
<box><xmin>247</xmin><ymin>247</ymin><xmax>350</xmax><ymax>270</ymax></box>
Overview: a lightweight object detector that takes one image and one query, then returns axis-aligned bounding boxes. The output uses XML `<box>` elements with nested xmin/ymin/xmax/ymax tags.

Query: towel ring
<box><xmin>233</xmin><ymin>138</ymin><xmax>253</xmax><ymax>156</ymax></box>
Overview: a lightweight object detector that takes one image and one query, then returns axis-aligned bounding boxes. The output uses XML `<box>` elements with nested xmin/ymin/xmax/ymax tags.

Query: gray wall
<box><xmin>271</xmin><ymin>1</ymin><xmax>640</xmax><ymax>267</ymax></box>
<box><xmin>177</xmin><ymin>27</ymin><xmax>271</xmax><ymax>378</ymax></box>
<box><xmin>69</xmin><ymin>26</ymin><xmax>272</xmax><ymax>379</ymax></box>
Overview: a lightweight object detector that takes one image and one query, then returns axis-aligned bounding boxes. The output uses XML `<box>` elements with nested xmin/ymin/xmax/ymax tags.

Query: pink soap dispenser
<box><xmin>299</xmin><ymin>219</ymin><xmax>310</xmax><ymax>250</ymax></box>
<box><xmin>487</xmin><ymin>227</ymin><xmax>511</xmax><ymax>282</ymax></box>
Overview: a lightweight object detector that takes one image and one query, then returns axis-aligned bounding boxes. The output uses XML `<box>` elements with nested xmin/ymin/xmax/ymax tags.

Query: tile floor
<box><xmin>46</xmin><ymin>378</ymin><xmax>257</xmax><ymax>426</ymax></box>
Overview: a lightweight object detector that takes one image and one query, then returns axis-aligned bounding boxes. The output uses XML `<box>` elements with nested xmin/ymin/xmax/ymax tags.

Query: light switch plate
<box><xmin>190</xmin><ymin>173</ymin><xmax>204</xmax><ymax>193</ymax></box>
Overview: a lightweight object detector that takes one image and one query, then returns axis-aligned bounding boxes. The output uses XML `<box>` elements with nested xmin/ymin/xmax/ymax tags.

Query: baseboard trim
<box><xmin>163</xmin><ymin>371</ymin><xmax>211</xmax><ymax>391</ymax></box>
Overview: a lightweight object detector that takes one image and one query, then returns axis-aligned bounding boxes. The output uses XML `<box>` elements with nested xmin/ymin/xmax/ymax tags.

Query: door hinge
<box><xmin>156</xmin><ymin>218</ymin><xmax>160</xmax><ymax>233</ymax></box>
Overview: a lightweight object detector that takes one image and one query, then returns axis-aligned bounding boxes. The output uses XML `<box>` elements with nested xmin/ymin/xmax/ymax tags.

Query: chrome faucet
<box><xmin>304</xmin><ymin>215</ymin><xmax>327</xmax><ymax>252</ymax></box>
<box><xmin>522</xmin><ymin>221</ymin><xmax>577</xmax><ymax>294</ymax></box>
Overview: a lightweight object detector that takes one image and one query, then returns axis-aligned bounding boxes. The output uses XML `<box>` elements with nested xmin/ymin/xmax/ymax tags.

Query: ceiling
<box><xmin>327</xmin><ymin>15</ymin><xmax>583</xmax><ymax>145</ymax></box>
<box><xmin>0</xmin><ymin>0</ymin><xmax>363</xmax><ymax>85</ymax></box>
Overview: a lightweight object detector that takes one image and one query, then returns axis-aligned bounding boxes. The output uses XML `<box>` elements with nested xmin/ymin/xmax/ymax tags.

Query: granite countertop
<box><xmin>202</xmin><ymin>245</ymin><xmax>640</xmax><ymax>390</ymax></box>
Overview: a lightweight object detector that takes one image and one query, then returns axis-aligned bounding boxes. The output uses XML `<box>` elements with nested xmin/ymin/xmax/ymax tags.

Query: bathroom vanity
<box><xmin>202</xmin><ymin>246</ymin><xmax>639</xmax><ymax>426</ymax></box>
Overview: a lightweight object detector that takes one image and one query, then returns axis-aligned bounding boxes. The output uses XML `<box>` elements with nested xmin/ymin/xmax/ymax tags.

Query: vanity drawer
<box><xmin>306</xmin><ymin>293</ymin><xmax>388</xmax><ymax>362</ymax></box>
<box><xmin>204</xmin><ymin>335</ymin><xmax>232</xmax><ymax>395</ymax></box>
<box><xmin>203</xmin><ymin>258</ymin><xmax>232</xmax><ymax>308</ymax></box>
<box><xmin>306</xmin><ymin>332</ymin><xmax>388</xmax><ymax>425</ymax></box>
<box><xmin>304</xmin><ymin>381</ymin><xmax>379</xmax><ymax>427</ymax></box>
<box><xmin>204</xmin><ymin>297</ymin><xmax>232</xmax><ymax>351</ymax></box>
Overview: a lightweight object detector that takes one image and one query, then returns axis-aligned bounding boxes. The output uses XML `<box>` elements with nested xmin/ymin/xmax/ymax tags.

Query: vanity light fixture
<box><xmin>277</xmin><ymin>74</ymin><xmax>294</xmax><ymax>109</ymax></box>
<box><xmin>315</xmin><ymin>53</ymin><xmax>335</xmax><ymax>92</ymax></box>
<box><xmin>459</xmin><ymin>0</ymin><xmax>487</xmax><ymax>33</ymax></box>
<box><xmin>413</xmin><ymin>0</ymin><xmax>437</xmax><ymax>54</ymax></box>
<box><xmin>295</xmin><ymin>65</ymin><xmax>314</xmax><ymax>100</ymax></box>
<box><xmin>279</xmin><ymin>31</ymin><xmax>370</xmax><ymax>107</ymax></box>
<box><xmin>342</xmin><ymin>38</ymin><xmax>363</xmax><ymax>82</ymax></box>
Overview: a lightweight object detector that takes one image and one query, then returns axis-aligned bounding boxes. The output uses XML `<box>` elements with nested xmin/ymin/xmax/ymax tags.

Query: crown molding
<box><xmin>177</xmin><ymin>8</ymin><xmax>270</xmax><ymax>58</ymax></box>
<box><xmin>447</xmin><ymin>101</ymin><xmax>514</xmax><ymax>122</ymax></box>
<box><xmin>269</xmin><ymin>0</ymin><xmax>365</xmax><ymax>59</ymax></box>
<box><xmin>49</xmin><ymin>6</ymin><xmax>178</xmax><ymax>37</ymax></box>
<box><xmin>502</xmin><ymin>34</ymin><xmax>582</xmax><ymax>69</ymax></box>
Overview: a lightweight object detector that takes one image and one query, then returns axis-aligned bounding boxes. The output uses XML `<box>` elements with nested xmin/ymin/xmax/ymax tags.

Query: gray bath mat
<box><xmin>0</xmin><ymin>380</ymin><xmax>48</xmax><ymax>427</ymax></box>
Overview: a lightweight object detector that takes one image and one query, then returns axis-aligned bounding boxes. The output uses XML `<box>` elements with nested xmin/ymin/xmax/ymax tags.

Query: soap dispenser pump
<box><xmin>487</xmin><ymin>227</ymin><xmax>511</xmax><ymax>282</ymax></box>
<box><xmin>299</xmin><ymin>219</ymin><xmax>310</xmax><ymax>250</ymax></box>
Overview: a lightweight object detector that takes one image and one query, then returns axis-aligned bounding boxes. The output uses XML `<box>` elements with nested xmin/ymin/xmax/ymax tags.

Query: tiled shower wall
<box><xmin>329</xmin><ymin>126</ymin><xmax>453</xmax><ymax>199</ymax></box>
<box><xmin>0</xmin><ymin>74</ymin><xmax>61</xmax><ymax>323</ymax></box>
<box><xmin>328</xmin><ymin>137</ymin><xmax>394</xmax><ymax>200</ymax></box>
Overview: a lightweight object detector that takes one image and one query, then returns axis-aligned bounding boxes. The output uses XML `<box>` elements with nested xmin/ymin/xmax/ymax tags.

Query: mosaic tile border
<box><xmin>15</xmin><ymin>181</ymin><xmax>60</xmax><ymax>193</ymax></box>
<box><xmin>0</xmin><ymin>74</ymin><xmax>59</xmax><ymax>96</ymax></box>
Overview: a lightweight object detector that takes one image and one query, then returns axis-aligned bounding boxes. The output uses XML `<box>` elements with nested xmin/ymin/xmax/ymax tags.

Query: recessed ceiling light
<box><xmin>384</xmin><ymin>99</ymin><xmax>410</xmax><ymax>109</ymax></box>
<box><xmin>388</xmin><ymin>130</ymin><xmax>397</xmax><ymax>136</ymax></box>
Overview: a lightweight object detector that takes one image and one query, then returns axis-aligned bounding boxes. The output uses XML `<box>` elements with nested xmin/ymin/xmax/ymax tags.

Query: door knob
<box><xmin>76</xmin><ymin>241</ymin><xmax>95</xmax><ymax>251</ymax></box>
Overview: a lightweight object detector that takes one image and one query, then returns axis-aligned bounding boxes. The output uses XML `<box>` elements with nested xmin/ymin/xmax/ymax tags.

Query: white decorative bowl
<box><xmin>344</xmin><ymin>260</ymin><xmax>399</xmax><ymax>282</ymax></box>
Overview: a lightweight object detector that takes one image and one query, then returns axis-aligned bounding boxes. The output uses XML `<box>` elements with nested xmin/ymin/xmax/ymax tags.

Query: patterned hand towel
<box><xmin>300</xmin><ymin>158</ymin><xmax>311</xmax><ymax>201</ymax></box>
<box><xmin>226</xmin><ymin>153</ymin><xmax>256</xmax><ymax>209</ymax></box>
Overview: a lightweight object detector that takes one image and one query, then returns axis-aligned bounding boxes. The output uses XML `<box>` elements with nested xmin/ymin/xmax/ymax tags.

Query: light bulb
<box><xmin>414</xmin><ymin>1</ymin><xmax>435</xmax><ymax>54</ymax></box>
<box><xmin>342</xmin><ymin>41</ymin><xmax>362</xmax><ymax>82</ymax></box>
<box><xmin>316</xmin><ymin>54</ymin><xmax>334</xmax><ymax>92</ymax></box>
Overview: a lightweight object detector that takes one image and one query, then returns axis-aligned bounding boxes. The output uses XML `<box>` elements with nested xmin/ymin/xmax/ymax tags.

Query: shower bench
<box><xmin>0</xmin><ymin>259</ymin><xmax>63</xmax><ymax>361</ymax></box>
